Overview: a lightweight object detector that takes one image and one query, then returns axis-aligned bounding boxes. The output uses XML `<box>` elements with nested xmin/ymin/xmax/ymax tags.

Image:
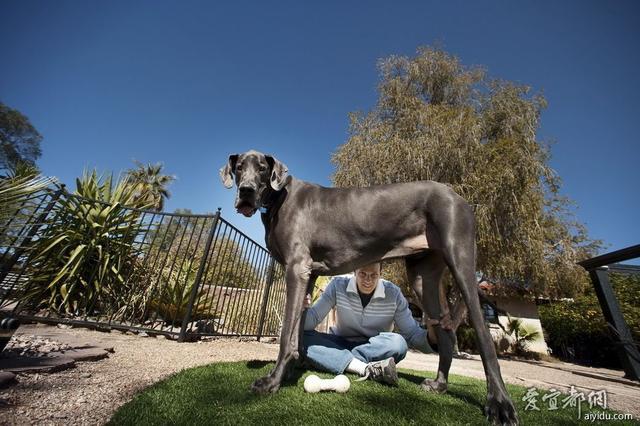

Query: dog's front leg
<box><xmin>251</xmin><ymin>259</ymin><xmax>310</xmax><ymax>394</ymax></box>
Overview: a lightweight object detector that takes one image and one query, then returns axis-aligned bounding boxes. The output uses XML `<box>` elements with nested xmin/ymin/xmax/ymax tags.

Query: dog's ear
<box><xmin>219</xmin><ymin>154</ymin><xmax>239</xmax><ymax>189</ymax></box>
<box><xmin>265</xmin><ymin>155</ymin><xmax>289</xmax><ymax>191</ymax></box>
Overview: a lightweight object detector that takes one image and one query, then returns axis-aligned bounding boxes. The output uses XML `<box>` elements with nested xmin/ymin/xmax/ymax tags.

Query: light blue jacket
<box><xmin>304</xmin><ymin>275</ymin><xmax>434</xmax><ymax>353</ymax></box>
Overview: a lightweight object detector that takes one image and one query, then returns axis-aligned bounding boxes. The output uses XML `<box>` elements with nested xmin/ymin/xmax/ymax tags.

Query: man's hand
<box><xmin>427</xmin><ymin>316</ymin><xmax>454</xmax><ymax>331</ymax></box>
<box><xmin>304</xmin><ymin>294</ymin><xmax>312</xmax><ymax>309</ymax></box>
<box><xmin>425</xmin><ymin>316</ymin><xmax>453</xmax><ymax>348</ymax></box>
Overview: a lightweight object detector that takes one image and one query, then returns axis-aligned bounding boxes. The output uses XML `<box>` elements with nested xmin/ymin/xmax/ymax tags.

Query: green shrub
<box><xmin>456</xmin><ymin>324</ymin><xmax>478</xmax><ymax>353</ymax></box>
<box><xmin>539</xmin><ymin>272</ymin><xmax>640</xmax><ymax>368</ymax></box>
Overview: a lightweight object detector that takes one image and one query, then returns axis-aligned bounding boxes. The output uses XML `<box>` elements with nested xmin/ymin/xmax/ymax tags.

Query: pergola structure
<box><xmin>578</xmin><ymin>244</ymin><xmax>640</xmax><ymax>381</ymax></box>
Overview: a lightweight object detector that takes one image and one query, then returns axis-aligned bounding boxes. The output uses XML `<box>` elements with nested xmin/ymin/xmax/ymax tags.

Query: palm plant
<box><xmin>506</xmin><ymin>315</ymin><xmax>541</xmax><ymax>355</ymax></box>
<box><xmin>125</xmin><ymin>161</ymin><xmax>175</xmax><ymax>211</ymax></box>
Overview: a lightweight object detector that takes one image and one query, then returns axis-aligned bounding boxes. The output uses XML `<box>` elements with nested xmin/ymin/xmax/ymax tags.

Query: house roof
<box><xmin>477</xmin><ymin>263</ymin><xmax>639</xmax><ymax>303</ymax></box>
<box><xmin>478</xmin><ymin>279</ymin><xmax>532</xmax><ymax>298</ymax></box>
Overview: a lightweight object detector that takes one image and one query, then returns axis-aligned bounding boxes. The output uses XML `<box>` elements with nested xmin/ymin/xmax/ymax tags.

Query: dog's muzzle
<box><xmin>236</xmin><ymin>186</ymin><xmax>258</xmax><ymax>217</ymax></box>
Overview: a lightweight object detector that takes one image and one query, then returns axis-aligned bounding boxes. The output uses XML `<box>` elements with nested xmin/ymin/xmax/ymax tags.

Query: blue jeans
<box><xmin>302</xmin><ymin>330</ymin><xmax>408</xmax><ymax>374</ymax></box>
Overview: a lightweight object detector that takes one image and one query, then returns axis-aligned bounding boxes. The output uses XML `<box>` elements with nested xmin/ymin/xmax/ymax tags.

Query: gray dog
<box><xmin>220</xmin><ymin>150</ymin><xmax>518</xmax><ymax>425</ymax></box>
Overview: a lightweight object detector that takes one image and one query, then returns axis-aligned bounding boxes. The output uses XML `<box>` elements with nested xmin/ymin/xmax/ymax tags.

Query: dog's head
<box><xmin>219</xmin><ymin>150</ymin><xmax>289</xmax><ymax>217</ymax></box>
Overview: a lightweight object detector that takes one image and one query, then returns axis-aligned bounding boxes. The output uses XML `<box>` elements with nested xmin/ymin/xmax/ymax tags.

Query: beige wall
<box><xmin>487</xmin><ymin>296</ymin><xmax>549</xmax><ymax>354</ymax></box>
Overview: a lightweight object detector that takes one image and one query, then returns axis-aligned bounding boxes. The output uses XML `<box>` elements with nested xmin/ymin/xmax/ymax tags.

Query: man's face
<box><xmin>355</xmin><ymin>263</ymin><xmax>381</xmax><ymax>295</ymax></box>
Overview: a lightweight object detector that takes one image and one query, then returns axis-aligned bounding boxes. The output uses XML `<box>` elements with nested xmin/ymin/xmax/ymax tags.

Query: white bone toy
<box><xmin>304</xmin><ymin>374</ymin><xmax>350</xmax><ymax>393</ymax></box>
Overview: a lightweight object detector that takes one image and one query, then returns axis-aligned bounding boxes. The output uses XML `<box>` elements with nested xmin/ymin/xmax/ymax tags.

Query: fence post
<box><xmin>178</xmin><ymin>208</ymin><xmax>221</xmax><ymax>342</ymax></box>
<box><xmin>579</xmin><ymin>245</ymin><xmax>640</xmax><ymax>382</ymax></box>
<box><xmin>0</xmin><ymin>186</ymin><xmax>65</xmax><ymax>287</ymax></box>
<box><xmin>256</xmin><ymin>258</ymin><xmax>277</xmax><ymax>341</ymax></box>
<box><xmin>590</xmin><ymin>267</ymin><xmax>640</xmax><ymax>381</ymax></box>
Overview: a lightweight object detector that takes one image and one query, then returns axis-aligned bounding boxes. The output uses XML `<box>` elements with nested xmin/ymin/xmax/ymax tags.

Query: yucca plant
<box><xmin>146</xmin><ymin>232</ymin><xmax>212</xmax><ymax>326</ymax></box>
<box><xmin>19</xmin><ymin>170</ymin><xmax>155</xmax><ymax>316</ymax></box>
<box><xmin>147</xmin><ymin>278</ymin><xmax>209</xmax><ymax>327</ymax></box>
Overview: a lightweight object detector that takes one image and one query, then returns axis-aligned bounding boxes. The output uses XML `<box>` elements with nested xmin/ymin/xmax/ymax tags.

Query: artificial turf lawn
<box><xmin>109</xmin><ymin>361</ymin><xmax>638</xmax><ymax>426</ymax></box>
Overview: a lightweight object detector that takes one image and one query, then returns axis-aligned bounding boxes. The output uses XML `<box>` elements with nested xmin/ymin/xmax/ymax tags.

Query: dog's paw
<box><xmin>485</xmin><ymin>393</ymin><xmax>519</xmax><ymax>426</ymax></box>
<box><xmin>250</xmin><ymin>375</ymin><xmax>281</xmax><ymax>394</ymax></box>
<box><xmin>420</xmin><ymin>378</ymin><xmax>448</xmax><ymax>394</ymax></box>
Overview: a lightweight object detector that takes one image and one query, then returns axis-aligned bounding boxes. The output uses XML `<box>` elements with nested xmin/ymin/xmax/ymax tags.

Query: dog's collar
<box><xmin>259</xmin><ymin>188</ymin><xmax>283</xmax><ymax>215</ymax></box>
<box><xmin>260</xmin><ymin>176</ymin><xmax>293</xmax><ymax>213</ymax></box>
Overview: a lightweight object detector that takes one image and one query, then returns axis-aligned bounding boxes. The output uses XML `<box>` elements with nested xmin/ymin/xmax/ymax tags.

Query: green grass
<box><xmin>109</xmin><ymin>361</ymin><xmax>638</xmax><ymax>425</ymax></box>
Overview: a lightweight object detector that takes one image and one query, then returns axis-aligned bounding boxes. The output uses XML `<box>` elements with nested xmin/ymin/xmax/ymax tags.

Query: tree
<box><xmin>0</xmin><ymin>102</ymin><xmax>43</xmax><ymax>172</ymax></box>
<box><xmin>332</xmin><ymin>46</ymin><xmax>601</xmax><ymax>298</ymax></box>
<box><xmin>125</xmin><ymin>161</ymin><xmax>175</xmax><ymax>211</ymax></box>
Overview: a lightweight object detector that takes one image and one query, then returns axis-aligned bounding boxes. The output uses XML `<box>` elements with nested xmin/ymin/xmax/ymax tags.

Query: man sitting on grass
<box><xmin>303</xmin><ymin>261</ymin><xmax>440</xmax><ymax>386</ymax></box>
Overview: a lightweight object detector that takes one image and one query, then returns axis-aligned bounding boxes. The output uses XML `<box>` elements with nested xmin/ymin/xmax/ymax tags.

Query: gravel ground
<box><xmin>1</xmin><ymin>325</ymin><xmax>279</xmax><ymax>425</ymax></box>
<box><xmin>1</xmin><ymin>324</ymin><xmax>638</xmax><ymax>424</ymax></box>
<box><xmin>1</xmin><ymin>335</ymin><xmax>72</xmax><ymax>359</ymax></box>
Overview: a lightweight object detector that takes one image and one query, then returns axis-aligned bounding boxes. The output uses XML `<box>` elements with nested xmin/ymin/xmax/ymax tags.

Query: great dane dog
<box><xmin>220</xmin><ymin>150</ymin><xmax>518</xmax><ymax>425</ymax></box>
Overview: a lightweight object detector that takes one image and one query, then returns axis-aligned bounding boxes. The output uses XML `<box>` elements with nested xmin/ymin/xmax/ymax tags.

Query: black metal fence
<box><xmin>0</xmin><ymin>186</ymin><xmax>287</xmax><ymax>341</ymax></box>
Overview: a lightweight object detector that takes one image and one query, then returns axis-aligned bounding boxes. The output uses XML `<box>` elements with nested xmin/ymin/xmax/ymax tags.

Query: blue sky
<box><xmin>1</xmin><ymin>1</ymin><xmax>638</xmax><ymax>256</ymax></box>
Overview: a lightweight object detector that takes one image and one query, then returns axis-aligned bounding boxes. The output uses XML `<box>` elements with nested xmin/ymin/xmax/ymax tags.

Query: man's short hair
<box><xmin>356</xmin><ymin>261</ymin><xmax>382</xmax><ymax>270</ymax></box>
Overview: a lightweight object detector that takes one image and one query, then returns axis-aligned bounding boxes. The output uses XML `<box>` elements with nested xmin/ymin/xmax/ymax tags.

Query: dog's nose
<box><xmin>239</xmin><ymin>186</ymin><xmax>256</xmax><ymax>197</ymax></box>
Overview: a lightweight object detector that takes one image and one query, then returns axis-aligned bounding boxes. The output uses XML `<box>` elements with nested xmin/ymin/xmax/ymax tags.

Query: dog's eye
<box><xmin>236</xmin><ymin>165</ymin><xmax>242</xmax><ymax>171</ymax></box>
<box><xmin>259</xmin><ymin>166</ymin><xmax>267</xmax><ymax>172</ymax></box>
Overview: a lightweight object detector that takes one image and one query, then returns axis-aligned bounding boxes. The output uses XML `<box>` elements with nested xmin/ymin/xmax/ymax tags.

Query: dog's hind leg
<box><xmin>438</xmin><ymin>203</ymin><xmax>519</xmax><ymax>425</ymax></box>
<box><xmin>406</xmin><ymin>252</ymin><xmax>455</xmax><ymax>393</ymax></box>
<box><xmin>251</xmin><ymin>258</ymin><xmax>311</xmax><ymax>393</ymax></box>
